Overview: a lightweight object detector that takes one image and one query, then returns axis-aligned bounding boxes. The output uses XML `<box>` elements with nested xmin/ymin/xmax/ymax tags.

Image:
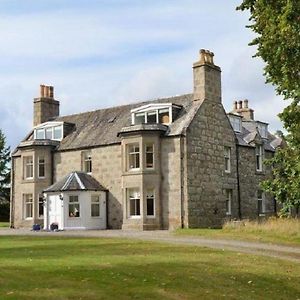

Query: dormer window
<box><xmin>228</xmin><ymin>114</ymin><xmax>242</xmax><ymax>132</ymax></box>
<box><xmin>34</xmin><ymin>122</ymin><xmax>64</xmax><ymax>141</ymax></box>
<box><xmin>257</xmin><ymin>122</ymin><xmax>268</xmax><ymax>139</ymax></box>
<box><xmin>131</xmin><ymin>103</ymin><xmax>181</xmax><ymax>125</ymax></box>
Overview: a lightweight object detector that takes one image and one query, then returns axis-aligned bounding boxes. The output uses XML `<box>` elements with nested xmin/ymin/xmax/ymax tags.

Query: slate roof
<box><xmin>44</xmin><ymin>171</ymin><xmax>107</xmax><ymax>192</ymax></box>
<box><xmin>52</xmin><ymin>94</ymin><xmax>198</xmax><ymax>151</ymax></box>
<box><xmin>18</xmin><ymin>93</ymin><xmax>283</xmax><ymax>153</ymax></box>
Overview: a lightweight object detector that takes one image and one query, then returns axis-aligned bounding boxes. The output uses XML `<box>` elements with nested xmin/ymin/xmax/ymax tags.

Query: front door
<box><xmin>48</xmin><ymin>195</ymin><xmax>63</xmax><ymax>230</ymax></box>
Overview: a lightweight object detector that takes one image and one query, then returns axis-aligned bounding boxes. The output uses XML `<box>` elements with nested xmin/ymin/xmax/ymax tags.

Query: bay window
<box><xmin>91</xmin><ymin>195</ymin><xmax>100</xmax><ymax>217</ymax></box>
<box><xmin>69</xmin><ymin>195</ymin><xmax>80</xmax><ymax>217</ymax></box>
<box><xmin>146</xmin><ymin>144</ymin><xmax>154</xmax><ymax>169</ymax></box>
<box><xmin>24</xmin><ymin>194</ymin><xmax>33</xmax><ymax>219</ymax></box>
<box><xmin>128</xmin><ymin>144</ymin><xmax>140</xmax><ymax>170</ymax></box>
<box><xmin>24</xmin><ymin>156</ymin><xmax>33</xmax><ymax>179</ymax></box>
<box><xmin>146</xmin><ymin>189</ymin><xmax>155</xmax><ymax>217</ymax></box>
<box><xmin>38</xmin><ymin>157</ymin><xmax>45</xmax><ymax>178</ymax></box>
<box><xmin>128</xmin><ymin>188</ymin><xmax>140</xmax><ymax>217</ymax></box>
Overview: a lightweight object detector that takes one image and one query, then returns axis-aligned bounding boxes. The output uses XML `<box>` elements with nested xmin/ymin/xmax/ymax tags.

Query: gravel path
<box><xmin>1</xmin><ymin>228</ymin><xmax>299</xmax><ymax>263</ymax></box>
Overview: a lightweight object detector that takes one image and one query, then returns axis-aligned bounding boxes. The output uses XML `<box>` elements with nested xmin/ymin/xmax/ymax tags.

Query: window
<box><xmin>146</xmin><ymin>144</ymin><xmax>154</xmax><ymax>168</ymax></box>
<box><xmin>128</xmin><ymin>189</ymin><xmax>140</xmax><ymax>217</ymax></box>
<box><xmin>53</xmin><ymin>126</ymin><xmax>62</xmax><ymax>140</ymax></box>
<box><xmin>24</xmin><ymin>156</ymin><xmax>33</xmax><ymax>179</ymax></box>
<box><xmin>45</xmin><ymin>127</ymin><xmax>53</xmax><ymax>139</ymax></box>
<box><xmin>256</xmin><ymin>145</ymin><xmax>263</xmax><ymax>171</ymax></box>
<box><xmin>224</xmin><ymin>147</ymin><xmax>231</xmax><ymax>173</ymax></box>
<box><xmin>69</xmin><ymin>195</ymin><xmax>80</xmax><ymax>217</ymax></box>
<box><xmin>34</xmin><ymin>122</ymin><xmax>64</xmax><ymax>141</ymax></box>
<box><xmin>257</xmin><ymin>123</ymin><xmax>268</xmax><ymax>139</ymax></box>
<box><xmin>131</xmin><ymin>103</ymin><xmax>180</xmax><ymax>125</ymax></box>
<box><xmin>91</xmin><ymin>195</ymin><xmax>100</xmax><ymax>217</ymax></box>
<box><xmin>128</xmin><ymin>144</ymin><xmax>140</xmax><ymax>170</ymax></box>
<box><xmin>38</xmin><ymin>194</ymin><xmax>44</xmax><ymax>218</ymax></box>
<box><xmin>83</xmin><ymin>151</ymin><xmax>92</xmax><ymax>173</ymax></box>
<box><xmin>146</xmin><ymin>189</ymin><xmax>155</xmax><ymax>217</ymax></box>
<box><xmin>146</xmin><ymin>111</ymin><xmax>157</xmax><ymax>123</ymax></box>
<box><xmin>38</xmin><ymin>157</ymin><xmax>45</xmax><ymax>178</ymax></box>
<box><xmin>24</xmin><ymin>194</ymin><xmax>33</xmax><ymax>219</ymax></box>
<box><xmin>158</xmin><ymin>108</ymin><xmax>169</xmax><ymax>124</ymax></box>
<box><xmin>257</xmin><ymin>190</ymin><xmax>265</xmax><ymax>215</ymax></box>
<box><xmin>135</xmin><ymin>112</ymin><xmax>145</xmax><ymax>124</ymax></box>
<box><xmin>36</xmin><ymin>128</ymin><xmax>45</xmax><ymax>139</ymax></box>
<box><xmin>225</xmin><ymin>189</ymin><xmax>232</xmax><ymax>215</ymax></box>
<box><xmin>229</xmin><ymin>115</ymin><xmax>242</xmax><ymax>132</ymax></box>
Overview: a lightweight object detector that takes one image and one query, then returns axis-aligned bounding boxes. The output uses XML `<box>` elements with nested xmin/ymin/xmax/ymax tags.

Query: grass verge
<box><xmin>0</xmin><ymin>236</ymin><xmax>299</xmax><ymax>299</ymax></box>
<box><xmin>176</xmin><ymin>218</ymin><xmax>300</xmax><ymax>245</ymax></box>
<box><xmin>0</xmin><ymin>222</ymin><xmax>9</xmax><ymax>228</ymax></box>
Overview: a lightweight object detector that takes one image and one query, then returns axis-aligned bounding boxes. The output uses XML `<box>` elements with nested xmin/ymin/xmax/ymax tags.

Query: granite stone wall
<box><xmin>185</xmin><ymin>100</ymin><xmax>238</xmax><ymax>228</ymax></box>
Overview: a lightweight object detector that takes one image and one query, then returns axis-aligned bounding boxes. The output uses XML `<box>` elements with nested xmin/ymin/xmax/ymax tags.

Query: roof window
<box><xmin>131</xmin><ymin>103</ymin><xmax>181</xmax><ymax>125</ymax></box>
<box><xmin>34</xmin><ymin>121</ymin><xmax>64</xmax><ymax>141</ymax></box>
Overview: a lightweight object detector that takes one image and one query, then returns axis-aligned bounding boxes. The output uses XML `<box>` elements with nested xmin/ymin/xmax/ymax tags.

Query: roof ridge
<box><xmin>56</xmin><ymin>93</ymin><xmax>192</xmax><ymax>120</ymax></box>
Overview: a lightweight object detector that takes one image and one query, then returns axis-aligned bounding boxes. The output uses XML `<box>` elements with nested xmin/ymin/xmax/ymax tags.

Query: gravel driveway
<box><xmin>0</xmin><ymin>228</ymin><xmax>299</xmax><ymax>263</ymax></box>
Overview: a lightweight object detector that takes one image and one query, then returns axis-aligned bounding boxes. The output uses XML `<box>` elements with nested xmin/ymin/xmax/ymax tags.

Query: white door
<box><xmin>48</xmin><ymin>195</ymin><xmax>63</xmax><ymax>230</ymax></box>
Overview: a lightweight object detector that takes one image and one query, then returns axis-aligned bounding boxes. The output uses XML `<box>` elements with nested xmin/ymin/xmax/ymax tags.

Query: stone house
<box><xmin>10</xmin><ymin>49</ymin><xmax>283</xmax><ymax>230</ymax></box>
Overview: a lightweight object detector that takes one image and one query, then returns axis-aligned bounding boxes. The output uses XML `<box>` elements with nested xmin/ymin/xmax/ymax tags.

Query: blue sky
<box><xmin>0</xmin><ymin>0</ymin><xmax>285</xmax><ymax>149</ymax></box>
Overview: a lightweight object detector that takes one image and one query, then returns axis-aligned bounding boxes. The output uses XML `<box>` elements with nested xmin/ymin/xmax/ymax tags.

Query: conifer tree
<box><xmin>0</xmin><ymin>130</ymin><xmax>10</xmax><ymax>201</ymax></box>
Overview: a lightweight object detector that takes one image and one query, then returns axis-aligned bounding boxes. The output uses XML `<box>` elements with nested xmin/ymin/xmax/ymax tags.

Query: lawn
<box><xmin>176</xmin><ymin>218</ymin><xmax>300</xmax><ymax>246</ymax></box>
<box><xmin>0</xmin><ymin>236</ymin><xmax>299</xmax><ymax>299</ymax></box>
<box><xmin>0</xmin><ymin>222</ymin><xmax>9</xmax><ymax>228</ymax></box>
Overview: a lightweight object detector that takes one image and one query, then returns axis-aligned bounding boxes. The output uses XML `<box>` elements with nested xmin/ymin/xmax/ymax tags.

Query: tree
<box><xmin>0</xmin><ymin>130</ymin><xmax>10</xmax><ymax>201</ymax></box>
<box><xmin>237</xmin><ymin>0</ymin><xmax>300</xmax><ymax>214</ymax></box>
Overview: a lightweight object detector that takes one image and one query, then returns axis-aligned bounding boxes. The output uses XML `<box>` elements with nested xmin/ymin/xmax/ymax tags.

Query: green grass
<box><xmin>176</xmin><ymin>218</ymin><xmax>300</xmax><ymax>246</ymax></box>
<box><xmin>0</xmin><ymin>222</ymin><xmax>9</xmax><ymax>228</ymax></box>
<box><xmin>0</xmin><ymin>236</ymin><xmax>299</xmax><ymax>299</ymax></box>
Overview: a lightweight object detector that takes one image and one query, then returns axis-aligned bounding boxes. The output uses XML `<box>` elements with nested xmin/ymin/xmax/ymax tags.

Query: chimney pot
<box><xmin>40</xmin><ymin>85</ymin><xmax>45</xmax><ymax>97</ymax></box>
<box><xmin>244</xmin><ymin>99</ymin><xmax>249</xmax><ymax>109</ymax></box>
<box><xmin>234</xmin><ymin>101</ymin><xmax>238</xmax><ymax>110</ymax></box>
<box><xmin>49</xmin><ymin>86</ymin><xmax>54</xmax><ymax>98</ymax></box>
<box><xmin>238</xmin><ymin>100</ymin><xmax>243</xmax><ymax>109</ymax></box>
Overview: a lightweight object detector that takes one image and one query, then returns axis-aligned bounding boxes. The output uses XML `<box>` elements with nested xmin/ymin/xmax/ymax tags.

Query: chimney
<box><xmin>33</xmin><ymin>84</ymin><xmax>59</xmax><ymax>126</ymax></box>
<box><xmin>193</xmin><ymin>49</ymin><xmax>221</xmax><ymax>103</ymax></box>
<box><xmin>231</xmin><ymin>99</ymin><xmax>254</xmax><ymax>120</ymax></box>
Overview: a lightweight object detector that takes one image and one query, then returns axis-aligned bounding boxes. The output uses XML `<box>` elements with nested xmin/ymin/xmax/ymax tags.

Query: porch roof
<box><xmin>44</xmin><ymin>171</ymin><xmax>107</xmax><ymax>192</ymax></box>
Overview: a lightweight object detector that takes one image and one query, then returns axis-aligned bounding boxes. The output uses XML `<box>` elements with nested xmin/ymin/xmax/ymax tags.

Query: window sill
<box><xmin>258</xmin><ymin>213</ymin><xmax>266</xmax><ymax>217</ymax></box>
<box><xmin>24</xmin><ymin>217</ymin><xmax>33</xmax><ymax>220</ymax></box>
<box><xmin>224</xmin><ymin>170</ymin><xmax>231</xmax><ymax>174</ymax></box>
<box><xmin>226</xmin><ymin>213</ymin><xmax>231</xmax><ymax>216</ymax></box>
<box><xmin>128</xmin><ymin>216</ymin><xmax>141</xmax><ymax>219</ymax></box>
<box><xmin>255</xmin><ymin>170</ymin><xmax>265</xmax><ymax>175</ymax></box>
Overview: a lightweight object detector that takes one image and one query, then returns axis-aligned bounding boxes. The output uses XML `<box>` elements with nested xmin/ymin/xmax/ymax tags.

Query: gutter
<box><xmin>235</xmin><ymin>138</ymin><xmax>242</xmax><ymax>219</ymax></box>
<box><xmin>9</xmin><ymin>157</ymin><xmax>15</xmax><ymax>228</ymax></box>
<box><xmin>179</xmin><ymin>135</ymin><xmax>185</xmax><ymax>228</ymax></box>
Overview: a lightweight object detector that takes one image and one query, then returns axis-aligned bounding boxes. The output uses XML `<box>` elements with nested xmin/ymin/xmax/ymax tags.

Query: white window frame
<box><xmin>229</xmin><ymin>115</ymin><xmax>242</xmax><ymax>132</ymax></box>
<box><xmin>24</xmin><ymin>156</ymin><xmax>34</xmax><ymax>179</ymax></box>
<box><xmin>146</xmin><ymin>189</ymin><xmax>155</xmax><ymax>218</ymax></box>
<box><xmin>128</xmin><ymin>188</ymin><xmax>141</xmax><ymax>218</ymax></box>
<box><xmin>91</xmin><ymin>194</ymin><xmax>101</xmax><ymax>217</ymax></box>
<box><xmin>256</xmin><ymin>145</ymin><xmax>263</xmax><ymax>172</ymax></box>
<box><xmin>128</xmin><ymin>144</ymin><xmax>140</xmax><ymax>170</ymax></box>
<box><xmin>145</xmin><ymin>144</ymin><xmax>154</xmax><ymax>169</ymax></box>
<box><xmin>33</xmin><ymin>121</ymin><xmax>64</xmax><ymax>141</ymax></box>
<box><xmin>257</xmin><ymin>123</ymin><xmax>268</xmax><ymax>139</ymax></box>
<box><xmin>82</xmin><ymin>151</ymin><xmax>92</xmax><ymax>173</ymax></box>
<box><xmin>68</xmin><ymin>195</ymin><xmax>80</xmax><ymax>218</ymax></box>
<box><xmin>224</xmin><ymin>146</ymin><xmax>231</xmax><ymax>173</ymax></box>
<box><xmin>225</xmin><ymin>189</ymin><xmax>232</xmax><ymax>215</ymax></box>
<box><xmin>23</xmin><ymin>194</ymin><xmax>33</xmax><ymax>219</ymax></box>
<box><xmin>38</xmin><ymin>156</ymin><xmax>45</xmax><ymax>178</ymax></box>
<box><xmin>257</xmin><ymin>190</ymin><xmax>265</xmax><ymax>216</ymax></box>
<box><xmin>131</xmin><ymin>103</ymin><xmax>181</xmax><ymax>125</ymax></box>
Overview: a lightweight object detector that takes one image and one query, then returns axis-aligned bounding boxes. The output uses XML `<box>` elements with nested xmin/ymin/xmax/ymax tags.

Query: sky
<box><xmin>0</xmin><ymin>0</ymin><xmax>286</xmax><ymax>149</ymax></box>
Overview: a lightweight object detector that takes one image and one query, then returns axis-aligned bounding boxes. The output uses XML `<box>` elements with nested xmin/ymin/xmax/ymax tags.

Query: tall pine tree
<box><xmin>0</xmin><ymin>130</ymin><xmax>10</xmax><ymax>201</ymax></box>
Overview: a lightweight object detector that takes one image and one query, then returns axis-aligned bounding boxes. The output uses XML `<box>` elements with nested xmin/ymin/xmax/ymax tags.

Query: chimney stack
<box><xmin>231</xmin><ymin>99</ymin><xmax>254</xmax><ymax>120</ymax></box>
<box><xmin>193</xmin><ymin>49</ymin><xmax>221</xmax><ymax>103</ymax></box>
<box><xmin>33</xmin><ymin>84</ymin><xmax>59</xmax><ymax>126</ymax></box>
